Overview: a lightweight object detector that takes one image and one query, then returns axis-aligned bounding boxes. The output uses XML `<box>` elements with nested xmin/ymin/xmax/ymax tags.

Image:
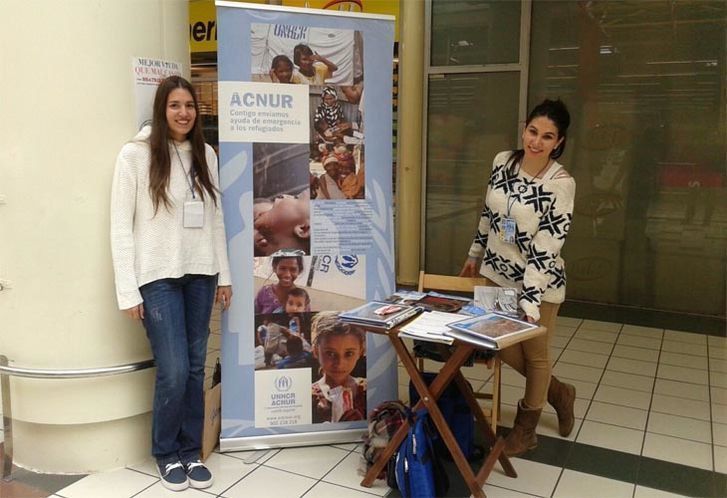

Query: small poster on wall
<box><xmin>132</xmin><ymin>57</ymin><xmax>183</xmax><ymax>129</ymax></box>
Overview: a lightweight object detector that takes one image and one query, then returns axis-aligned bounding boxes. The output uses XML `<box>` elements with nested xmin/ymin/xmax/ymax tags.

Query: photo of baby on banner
<box><xmin>253</xmin><ymin>143</ymin><xmax>311</xmax><ymax>256</ymax></box>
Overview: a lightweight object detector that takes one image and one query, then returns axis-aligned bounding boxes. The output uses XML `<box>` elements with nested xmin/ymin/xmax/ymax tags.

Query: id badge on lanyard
<box><xmin>500</xmin><ymin>217</ymin><xmax>516</xmax><ymax>244</ymax></box>
<box><xmin>184</xmin><ymin>200</ymin><xmax>204</xmax><ymax>228</ymax></box>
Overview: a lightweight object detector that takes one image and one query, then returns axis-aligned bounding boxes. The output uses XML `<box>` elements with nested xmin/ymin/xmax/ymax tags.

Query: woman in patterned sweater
<box><xmin>460</xmin><ymin>99</ymin><xmax>577</xmax><ymax>457</ymax></box>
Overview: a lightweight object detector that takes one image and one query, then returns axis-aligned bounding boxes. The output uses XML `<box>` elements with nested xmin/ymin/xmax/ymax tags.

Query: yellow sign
<box><xmin>189</xmin><ymin>0</ymin><xmax>399</xmax><ymax>53</ymax></box>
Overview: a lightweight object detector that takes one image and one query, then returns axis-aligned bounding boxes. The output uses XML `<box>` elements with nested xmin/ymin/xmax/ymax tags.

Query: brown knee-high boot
<box><xmin>504</xmin><ymin>400</ymin><xmax>542</xmax><ymax>457</ymax></box>
<box><xmin>548</xmin><ymin>376</ymin><xmax>576</xmax><ymax>437</ymax></box>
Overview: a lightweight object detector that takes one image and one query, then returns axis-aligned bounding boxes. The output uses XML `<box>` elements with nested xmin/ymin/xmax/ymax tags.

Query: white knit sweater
<box><xmin>467</xmin><ymin>151</ymin><xmax>575</xmax><ymax>322</ymax></box>
<box><xmin>110</xmin><ymin>127</ymin><xmax>231</xmax><ymax>310</ymax></box>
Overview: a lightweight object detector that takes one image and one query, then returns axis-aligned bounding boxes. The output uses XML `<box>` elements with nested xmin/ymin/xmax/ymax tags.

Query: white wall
<box><xmin>0</xmin><ymin>0</ymin><xmax>190</xmax><ymax>472</ymax></box>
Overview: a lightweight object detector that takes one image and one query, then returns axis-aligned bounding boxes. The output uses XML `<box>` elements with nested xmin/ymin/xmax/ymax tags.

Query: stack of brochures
<box><xmin>397</xmin><ymin>311</ymin><xmax>462</xmax><ymax>345</ymax></box>
<box><xmin>473</xmin><ymin>286</ymin><xmax>522</xmax><ymax>318</ymax></box>
<box><xmin>338</xmin><ymin>301</ymin><xmax>423</xmax><ymax>330</ymax></box>
<box><xmin>444</xmin><ymin>313</ymin><xmax>546</xmax><ymax>350</ymax></box>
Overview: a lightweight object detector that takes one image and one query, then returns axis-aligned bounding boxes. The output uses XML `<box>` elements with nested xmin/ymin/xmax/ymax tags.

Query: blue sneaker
<box><xmin>157</xmin><ymin>461</ymin><xmax>188</xmax><ymax>491</ymax></box>
<box><xmin>185</xmin><ymin>459</ymin><xmax>213</xmax><ymax>489</ymax></box>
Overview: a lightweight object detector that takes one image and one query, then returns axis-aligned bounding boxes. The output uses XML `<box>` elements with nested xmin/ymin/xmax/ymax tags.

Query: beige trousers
<box><xmin>484</xmin><ymin>278</ymin><xmax>560</xmax><ymax>409</ymax></box>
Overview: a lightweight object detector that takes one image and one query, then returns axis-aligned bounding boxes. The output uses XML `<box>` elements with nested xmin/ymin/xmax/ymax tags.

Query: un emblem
<box><xmin>335</xmin><ymin>255</ymin><xmax>359</xmax><ymax>276</ymax></box>
<box><xmin>274</xmin><ymin>376</ymin><xmax>292</xmax><ymax>392</ymax></box>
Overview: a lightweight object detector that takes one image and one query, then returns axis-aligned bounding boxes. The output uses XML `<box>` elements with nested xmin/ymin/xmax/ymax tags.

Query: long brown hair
<box><xmin>148</xmin><ymin>75</ymin><xmax>218</xmax><ymax>213</ymax></box>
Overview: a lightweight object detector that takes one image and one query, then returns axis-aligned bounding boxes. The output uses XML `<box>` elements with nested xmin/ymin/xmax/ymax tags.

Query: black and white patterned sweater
<box><xmin>467</xmin><ymin>151</ymin><xmax>576</xmax><ymax>322</ymax></box>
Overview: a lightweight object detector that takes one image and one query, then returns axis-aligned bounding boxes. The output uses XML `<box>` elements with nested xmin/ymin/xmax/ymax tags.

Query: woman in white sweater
<box><xmin>460</xmin><ymin>99</ymin><xmax>576</xmax><ymax>457</ymax></box>
<box><xmin>110</xmin><ymin>76</ymin><xmax>231</xmax><ymax>491</ymax></box>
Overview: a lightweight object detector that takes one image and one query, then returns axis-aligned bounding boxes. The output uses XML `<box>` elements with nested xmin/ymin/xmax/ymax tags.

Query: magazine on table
<box><xmin>414</xmin><ymin>291</ymin><xmax>471</xmax><ymax>313</ymax></box>
<box><xmin>397</xmin><ymin>311</ymin><xmax>461</xmax><ymax>345</ymax></box>
<box><xmin>445</xmin><ymin>312</ymin><xmax>545</xmax><ymax>350</ymax></box>
<box><xmin>338</xmin><ymin>301</ymin><xmax>423</xmax><ymax>330</ymax></box>
<box><xmin>473</xmin><ymin>286</ymin><xmax>522</xmax><ymax>318</ymax></box>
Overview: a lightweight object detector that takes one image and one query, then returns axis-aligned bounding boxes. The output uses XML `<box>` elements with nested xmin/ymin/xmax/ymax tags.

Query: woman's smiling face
<box><xmin>522</xmin><ymin>116</ymin><xmax>563</xmax><ymax>161</ymax></box>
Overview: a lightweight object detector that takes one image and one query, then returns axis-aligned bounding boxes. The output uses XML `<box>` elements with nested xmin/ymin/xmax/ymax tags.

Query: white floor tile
<box><xmin>708</xmin><ymin>336</ymin><xmax>727</xmax><ymax>348</ymax></box>
<box><xmin>331</xmin><ymin>443</ymin><xmax>359</xmax><ymax>451</ymax></box>
<box><xmin>593</xmin><ymin>384</ymin><xmax>651</xmax><ymax>410</ymax></box>
<box><xmin>304</xmin><ymin>481</ymin><xmax>383</xmax><ymax>498</ymax></box>
<box><xmin>601</xmin><ymin>370</ymin><xmax>654</xmax><ymax>393</ymax></box>
<box><xmin>134</xmin><ymin>482</ymin><xmax>211</xmax><ymax>497</ymax></box>
<box><xmin>714</xmin><ymin>445</ymin><xmax>727</xmax><ymax>474</ymax></box>
<box><xmin>322</xmin><ymin>451</ymin><xmax>390</xmax><ymax>496</ymax></box>
<box><xmin>709</xmin><ymin>345</ymin><xmax>727</xmax><ymax>360</ymax></box>
<box><xmin>711</xmin><ymin>371</ymin><xmax>727</xmax><ymax>389</ymax></box>
<box><xmin>580</xmin><ymin>320</ymin><xmax>622</xmax><ymax>333</ymax></box>
<box><xmin>611</xmin><ymin>344</ymin><xmax>659</xmax><ymax>363</ymax></box>
<box><xmin>653</xmin><ymin>378</ymin><xmax>708</xmax><ymax>402</ymax></box>
<box><xmin>265</xmin><ymin>445</ymin><xmax>349</xmax><ymax>479</ymax></box>
<box><xmin>553</xmin><ymin>469</ymin><xmax>634</xmax><ymax>498</ymax></box>
<box><xmin>574</xmin><ymin>329</ymin><xmax>618</xmax><ymax>344</ymax></box>
<box><xmin>662</xmin><ymin>341</ymin><xmax>707</xmax><ymax>357</ymax></box>
<box><xmin>713</xmin><ymin>386</ymin><xmax>727</xmax><ymax>405</ymax></box>
<box><xmin>566</xmin><ymin>338</ymin><xmax>614</xmax><ymax>356</ymax></box>
<box><xmin>621</xmin><ymin>324</ymin><xmax>663</xmax><ymax>338</ymax></box>
<box><xmin>485</xmin><ymin>457</ymin><xmax>561</xmax><ymax>497</ymax></box>
<box><xmin>659</xmin><ymin>351</ymin><xmax>708</xmax><ymax>370</ymax></box>
<box><xmin>616</xmin><ymin>334</ymin><xmax>661</xmax><ymax>350</ymax></box>
<box><xmin>642</xmin><ymin>432</ymin><xmax>712</xmax><ymax>471</ymax></box>
<box><xmin>710</xmin><ymin>358</ymin><xmax>727</xmax><ymax>374</ymax></box>
<box><xmin>55</xmin><ymin>468</ymin><xmax>157</xmax><ymax>498</ymax></box>
<box><xmin>481</xmin><ymin>484</ymin><xmax>547</xmax><ymax>497</ymax></box>
<box><xmin>663</xmin><ymin>330</ymin><xmax>706</xmax><ymax>345</ymax></box>
<box><xmin>607</xmin><ymin>357</ymin><xmax>657</xmax><ymax>377</ymax></box>
<box><xmin>550</xmin><ymin>335</ymin><xmax>571</xmax><ymax>349</ymax></box>
<box><xmin>647</xmin><ymin>412</ymin><xmax>711</xmax><ymax>444</ymax></box>
<box><xmin>557</xmin><ymin>350</ymin><xmax>609</xmax><ymax>369</ymax></box>
<box><xmin>713</xmin><ymin>422</ymin><xmax>727</xmax><ymax>447</ymax></box>
<box><xmin>651</xmin><ymin>394</ymin><xmax>710</xmax><ymax>421</ymax></box>
<box><xmin>561</xmin><ymin>378</ymin><xmax>598</xmax><ymax>401</ymax></box>
<box><xmin>576</xmin><ymin>420</ymin><xmax>644</xmax><ymax>454</ymax></box>
<box><xmin>657</xmin><ymin>363</ymin><xmax>709</xmax><ymax>385</ymax></box>
<box><xmin>552</xmin><ymin>362</ymin><xmax>603</xmax><ymax>384</ymax></box>
<box><xmin>555</xmin><ymin>325</ymin><xmax>578</xmax><ymax>338</ymax></box>
<box><xmin>542</xmin><ymin>396</ymin><xmax>589</xmax><ymax>421</ymax></box>
<box><xmin>194</xmin><ymin>452</ymin><xmax>259</xmax><ymax>496</ymax></box>
<box><xmin>558</xmin><ymin>316</ymin><xmax>582</xmax><ymax>327</ymax></box>
<box><xmin>220</xmin><ymin>465</ymin><xmax>316</xmax><ymax>498</ymax></box>
<box><xmin>226</xmin><ymin>448</ymin><xmax>279</xmax><ymax>464</ymax></box>
<box><xmin>586</xmin><ymin>401</ymin><xmax>647</xmax><ymax>430</ymax></box>
<box><xmin>634</xmin><ymin>485</ymin><xmax>691</xmax><ymax>497</ymax></box>
<box><xmin>712</xmin><ymin>404</ymin><xmax>727</xmax><ymax>424</ymax></box>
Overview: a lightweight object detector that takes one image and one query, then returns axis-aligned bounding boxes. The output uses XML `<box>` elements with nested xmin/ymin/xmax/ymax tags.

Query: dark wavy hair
<box><xmin>271</xmin><ymin>54</ymin><xmax>293</xmax><ymax>71</ymax></box>
<box><xmin>311</xmin><ymin>312</ymin><xmax>365</xmax><ymax>350</ymax></box>
<box><xmin>293</xmin><ymin>44</ymin><xmax>313</xmax><ymax>66</ymax></box>
<box><xmin>149</xmin><ymin>75</ymin><xmax>217</xmax><ymax>214</ymax></box>
<box><xmin>507</xmin><ymin>98</ymin><xmax>571</xmax><ymax>172</ymax></box>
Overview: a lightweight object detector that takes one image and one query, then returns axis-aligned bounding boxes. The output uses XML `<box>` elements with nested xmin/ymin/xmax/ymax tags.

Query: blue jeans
<box><xmin>140</xmin><ymin>274</ymin><xmax>217</xmax><ymax>465</ymax></box>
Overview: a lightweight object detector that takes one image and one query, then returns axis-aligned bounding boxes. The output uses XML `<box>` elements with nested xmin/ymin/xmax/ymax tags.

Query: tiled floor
<box><xmin>3</xmin><ymin>316</ymin><xmax>726</xmax><ymax>497</ymax></box>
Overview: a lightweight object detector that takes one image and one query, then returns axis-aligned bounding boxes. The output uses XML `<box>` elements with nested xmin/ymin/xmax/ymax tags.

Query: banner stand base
<box><xmin>220</xmin><ymin>428</ymin><xmax>367</xmax><ymax>452</ymax></box>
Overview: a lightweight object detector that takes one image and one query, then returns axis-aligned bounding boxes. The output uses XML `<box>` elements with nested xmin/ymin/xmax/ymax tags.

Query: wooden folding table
<box><xmin>360</xmin><ymin>322</ymin><xmax>517</xmax><ymax>498</ymax></box>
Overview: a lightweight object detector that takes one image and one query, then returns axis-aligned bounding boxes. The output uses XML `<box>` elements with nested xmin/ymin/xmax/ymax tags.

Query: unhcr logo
<box><xmin>274</xmin><ymin>375</ymin><xmax>292</xmax><ymax>392</ymax></box>
<box><xmin>335</xmin><ymin>255</ymin><xmax>359</xmax><ymax>276</ymax></box>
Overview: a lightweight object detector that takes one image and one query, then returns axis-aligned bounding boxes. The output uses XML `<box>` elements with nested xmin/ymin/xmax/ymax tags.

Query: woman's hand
<box><xmin>525</xmin><ymin>315</ymin><xmax>536</xmax><ymax>324</ymax></box>
<box><xmin>123</xmin><ymin>303</ymin><xmax>144</xmax><ymax>320</ymax></box>
<box><xmin>459</xmin><ymin>257</ymin><xmax>479</xmax><ymax>277</ymax></box>
<box><xmin>217</xmin><ymin>286</ymin><xmax>233</xmax><ymax>311</ymax></box>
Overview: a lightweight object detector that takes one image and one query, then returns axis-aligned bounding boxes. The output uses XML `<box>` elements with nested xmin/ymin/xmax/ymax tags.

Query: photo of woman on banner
<box><xmin>250</xmin><ymin>24</ymin><xmax>361</xmax><ymax>86</ymax></box>
<box><xmin>310</xmin><ymin>312</ymin><xmax>366</xmax><ymax>423</ymax></box>
<box><xmin>253</xmin><ymin>143</ymin><xmax>311</xmax><ymax>256</ymax></box>
<box><xmin>254</xmin><ymin>254</ymin><xmax>311</xmax><ymax>315</ymax></box>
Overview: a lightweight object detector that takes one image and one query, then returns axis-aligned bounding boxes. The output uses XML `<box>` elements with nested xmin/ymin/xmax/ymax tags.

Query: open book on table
<box><xmin>445</xmin><ymin>312</ymin><xmax>545</xmax><ymax>350</ymax></box>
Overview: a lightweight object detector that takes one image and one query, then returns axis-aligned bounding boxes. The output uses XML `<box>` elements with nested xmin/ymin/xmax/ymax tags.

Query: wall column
<box><xmin>0</xmin><ymin>0</ymin><xmax>189</xmax><ymax>472</ymax></box>
<box><xmin>395</xmin><ymin>0</ymin><xmax>425</xmax><ymax>285</ymax></box>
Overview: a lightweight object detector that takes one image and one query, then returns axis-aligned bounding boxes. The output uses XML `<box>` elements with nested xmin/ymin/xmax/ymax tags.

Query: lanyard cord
<box><xmin>172</xmin><ymin>142</ymin><xmax>196</xmax><ymax>199</ymax></box>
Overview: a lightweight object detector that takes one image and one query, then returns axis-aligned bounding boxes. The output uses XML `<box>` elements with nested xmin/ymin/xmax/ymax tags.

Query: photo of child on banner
<box><xmin>310</xmin><ymin>311</ymin><xmax>366</xmax><ymax>423</ymax></box>
<box><xmin>254</xmin><ymin>311</ymin><xmax>314</xmax><ymax>370</ymax></box>
<box><xmin>253</xmin><ymin>143</ymin><xmax>311</xmax><ymax>256</ymax></box>
<box><xmin>251</xmin><ymin>24</ymin><xmax>362</xmax><ymax>86</ymax></box>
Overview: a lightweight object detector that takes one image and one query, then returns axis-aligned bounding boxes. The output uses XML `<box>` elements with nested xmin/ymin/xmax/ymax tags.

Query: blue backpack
<box><xmin>395</xmin><ymin>409</ymin><xmax>448</xmax><ymax>498</ymax></box>
<box><xmin>409</xmin><ymin>372</ymin><xmax>475</xmax><ymax>460</ymax></box>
